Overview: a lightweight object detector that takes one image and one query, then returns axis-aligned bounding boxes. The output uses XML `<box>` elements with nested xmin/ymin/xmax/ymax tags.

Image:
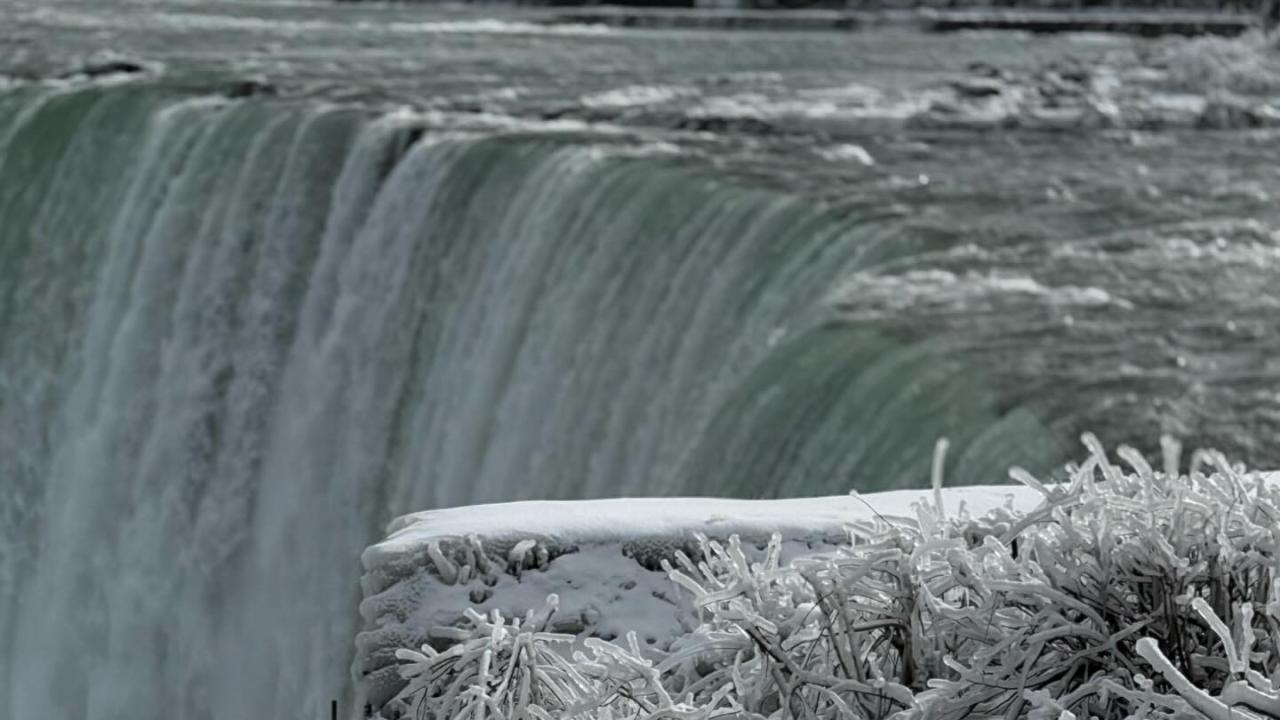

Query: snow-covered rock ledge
<box><xmin>355</xmin><ymin>445</ymin><xmax>1280</xmax><ymax>718</ymax></box>
<box><xmin>354</xmin><ymin>486</ymin><xmax>1043</xmax><ymax>711</ymax></box>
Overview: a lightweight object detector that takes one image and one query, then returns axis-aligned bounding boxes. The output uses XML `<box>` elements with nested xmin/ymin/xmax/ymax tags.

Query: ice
<box><xmin>359</xmin><ymin>452</ymin><xmax>1280</xmax><ymax>718</ymax></box>
<box><xmin>354</xmin><ymin>486</ymin><xmax>1043</xmax><ymax>711</ymax></box>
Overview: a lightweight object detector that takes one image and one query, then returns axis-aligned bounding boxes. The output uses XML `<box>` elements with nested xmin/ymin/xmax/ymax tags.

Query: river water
<box><xmin>2</xmin><ymin>2</ymin><xmax>1278</xmax><ymax>717</ymax></box>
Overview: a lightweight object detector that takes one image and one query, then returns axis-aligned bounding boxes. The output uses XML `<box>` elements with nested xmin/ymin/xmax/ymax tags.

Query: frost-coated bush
<box><xmin>390</xmin><ymin>436</ymin><xmax>1280</xmax><ymax>719</ymax></box>
<box><xmin>385</xmin><ymin>597</ymin><xmax>695</xmax><ymax>720</ymax></box>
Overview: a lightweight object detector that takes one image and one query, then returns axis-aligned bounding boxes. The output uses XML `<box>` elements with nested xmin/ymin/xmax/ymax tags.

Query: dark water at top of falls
<box><xmin>1</xmin><ymin>3</ymin><xmax>1279</xmax><ymax>718</ymax></box>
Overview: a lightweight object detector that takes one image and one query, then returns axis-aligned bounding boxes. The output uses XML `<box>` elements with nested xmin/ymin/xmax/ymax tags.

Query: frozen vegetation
<box><xmin>366</xmin><ymin>438</ymin><xmax>1280</xmax><ymax>719</ymax></box>
<box><xmin>356</xmin><ymin>485</ymin><xmax>1042</xmax><ymax>712</ymax></box>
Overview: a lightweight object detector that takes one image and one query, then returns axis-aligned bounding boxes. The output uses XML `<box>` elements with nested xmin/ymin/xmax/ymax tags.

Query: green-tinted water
<box><xmin>1</xmin><ymin>4</ymin><xmax>1278</xmax><ymax>718</ymax></box>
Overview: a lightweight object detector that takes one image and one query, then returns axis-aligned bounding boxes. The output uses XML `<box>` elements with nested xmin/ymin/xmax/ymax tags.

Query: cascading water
<box><xmin>0</xmin><ymin>83</ymin><xmax>1059</xmax><ymax>719</ymax></box>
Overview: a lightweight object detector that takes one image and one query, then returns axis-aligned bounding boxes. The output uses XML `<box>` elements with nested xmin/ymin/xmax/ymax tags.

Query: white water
<box><xmin>0</xmin><ymin>84</ymin><xmax>1060</xmax><ymax>719</ymax></box>
<box><xmin>6</xmin><ymin>5</ymin><xmax>1280</xmax><ymax>713</ymax></box>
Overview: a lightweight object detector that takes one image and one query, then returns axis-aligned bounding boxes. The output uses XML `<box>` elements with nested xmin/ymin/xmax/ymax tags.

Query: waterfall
<box><xmin>0</xmin><ymin>84</ymin><xmax>1057</xmax><ymax>719</ymax></box>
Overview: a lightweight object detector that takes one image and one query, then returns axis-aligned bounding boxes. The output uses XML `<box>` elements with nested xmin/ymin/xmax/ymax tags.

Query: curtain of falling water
<box><xmin>0</xmin><ymin>86</ymin><xmax>1058</xmax><ymax>719</ymax></box>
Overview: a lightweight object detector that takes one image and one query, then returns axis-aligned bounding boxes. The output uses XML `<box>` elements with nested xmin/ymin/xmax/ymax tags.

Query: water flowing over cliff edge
<box><xmin>2</xmin><ymin>4</ymin><xmax>1279</xmax><ymax>718</ymax></box>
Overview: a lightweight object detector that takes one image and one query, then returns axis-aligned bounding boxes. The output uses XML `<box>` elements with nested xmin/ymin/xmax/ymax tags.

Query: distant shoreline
<box><xmin>535</xmin><ymin>7</ymin><xmax>1258</xmax><ymax>35</ymax></box>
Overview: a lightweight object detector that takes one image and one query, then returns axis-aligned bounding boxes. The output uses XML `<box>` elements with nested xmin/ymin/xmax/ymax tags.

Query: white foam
<box><xmin>581</xmin><ymin>84</ymin><xmax>698</xmax><ymax>109</ymax></box>
<box><xmin>816</xmin><ymin>143</ymin><xmax>876</xmax><ymax>166</ymax></box>
<box><xmin>832</xmin><ymin>269</ymin><xmax>1129</xmax><ymax>315</ymax></box>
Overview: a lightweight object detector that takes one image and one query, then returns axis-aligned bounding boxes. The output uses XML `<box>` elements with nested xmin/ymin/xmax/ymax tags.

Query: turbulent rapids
<box><xmin>3</xmin><ymin>4</ymin><xmax>1280</xmax><ymax>719</ymax></box>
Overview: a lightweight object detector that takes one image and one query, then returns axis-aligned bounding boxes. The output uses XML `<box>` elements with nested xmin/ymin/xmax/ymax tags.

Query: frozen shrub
<box><xmin>904</xmin><ymin>439</ymin><xmax>1280</xmax><ymax>719</ymax></box>
<box><xmin>390</xmin><ymin>436</ymin><xmax>1280</xmax><ymax>719</ymax></box>
<box><xmin>386</xmin><ymin>595</ymin><xmax>698</xmax><ymax>719</ymax></box>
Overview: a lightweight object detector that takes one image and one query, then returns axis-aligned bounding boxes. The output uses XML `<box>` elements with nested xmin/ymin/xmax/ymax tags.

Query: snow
<box><xmin>356</xmin><ymin>472</ymin><xmax>1280</xmax><ymax>713</ymax></box>
<box><xmin>355</xmin><ymin>485</ymin><xmax>1045</xmax><ymax>710</ymax></box>
<box><xmin>365</xmin><ymin>486</ymin><xmax>1041</xmax><ymax>563</ymax></box>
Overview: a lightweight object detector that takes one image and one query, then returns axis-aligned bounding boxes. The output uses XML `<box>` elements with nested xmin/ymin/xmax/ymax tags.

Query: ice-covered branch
<box><xmin>375</xmin><ymin>438</ymin><xmax>1280</xmax><ymax>719</ymax></box>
